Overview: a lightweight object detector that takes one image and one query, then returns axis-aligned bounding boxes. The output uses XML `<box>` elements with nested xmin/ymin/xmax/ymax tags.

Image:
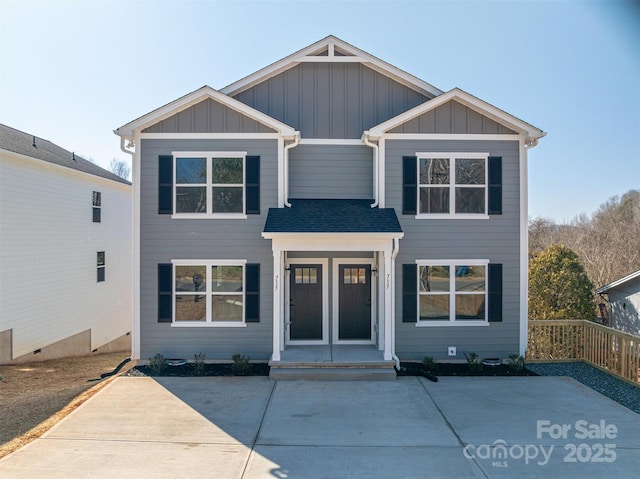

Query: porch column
<box><xmin>383</xmin><ymin>248</ymin><xmax>393</xmax><ymax>361</ymax></box>
<box><xmin>272</xmin><ymin>249</ymin><xmax>283</xmax><ymax>361</ymax></box>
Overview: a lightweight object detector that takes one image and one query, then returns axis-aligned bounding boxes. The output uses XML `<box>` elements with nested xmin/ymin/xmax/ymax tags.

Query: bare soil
<box><xmin>0</xmin><ymin>352</ymin><xmax>133</xmax><ymax>458</ymax></box>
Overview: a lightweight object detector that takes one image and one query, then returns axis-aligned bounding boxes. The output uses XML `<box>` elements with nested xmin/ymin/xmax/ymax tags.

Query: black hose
<box><xmin>87</xmin><ymin>357</ymin><xmax>131</xmax><ymax>382</ymax></box>
<box><xmin>395</xmin><ymin>363</ymin><xmax>438</xmax><ymax>382</ymax></box>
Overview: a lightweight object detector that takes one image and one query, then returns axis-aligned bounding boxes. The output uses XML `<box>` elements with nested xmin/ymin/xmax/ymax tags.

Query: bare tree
<box><xmin>109</xmin><ymin>159</ymin><xmax>130</xmax><ymax>180</ymax></box>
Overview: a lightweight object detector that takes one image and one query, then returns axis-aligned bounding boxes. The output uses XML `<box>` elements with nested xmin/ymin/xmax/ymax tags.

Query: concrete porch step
<box><xmin>269</xmin><ymin>364</ymin><xmax>397</xmax><ymax>381</ymax></box>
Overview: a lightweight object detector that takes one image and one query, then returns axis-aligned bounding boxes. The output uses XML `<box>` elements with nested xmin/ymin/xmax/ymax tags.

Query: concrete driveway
<box><xmin>1</xmin><ymin>376</ymin><xmax>638</xmax><ymax>478</ymax></box>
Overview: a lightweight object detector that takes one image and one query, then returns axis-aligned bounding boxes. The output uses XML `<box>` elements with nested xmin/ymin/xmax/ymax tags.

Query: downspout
<box><xmin>284</xmin><ymin>134</ymin><xmax>300</xmax><ymax>208</ymax></box>
<box><xmin>390</xmin><ymin>237</ymin><xmax>400</xmax><ymax>369</ymax></box>
<box><xmin>363</xmin><ymin>132</ymin><xmax>379</xmax><ymax>208</ymax></box>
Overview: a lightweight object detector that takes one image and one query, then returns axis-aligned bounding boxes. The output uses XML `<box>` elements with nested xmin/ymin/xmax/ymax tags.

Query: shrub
<box><xmin>231</xmin><ymin>354</ymin><xmax>252</xmax><ymax>376</ymax></box>
<box><xmin>508</xmin><ymin>354</ymin><xmax>525</xmax><ymax>372</ymax></box>
<box><xmin>422</xmin><ymin>355</ymin><xmax>439</xmax><ymax>373</ymax></box>
<box><xmin>148</xmin><ymin>353</ymin><xmax>167</xmax><ymax>376</ymax></box>
<box><xmin>464</xmin><ymin>352</ymin><xmax>484</xmax><ymax>372</ymax></box>
<box><xmin>192</xmin><ymin>352</ymin><xmax>206</xmax><ymax>376</ymax></box>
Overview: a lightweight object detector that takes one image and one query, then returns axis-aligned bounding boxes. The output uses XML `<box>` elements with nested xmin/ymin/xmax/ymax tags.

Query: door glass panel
<box><xmin>295</xmin><ymin>267</ymin><xmax>303</xmax><ymax>284</ymax></box>
<box><xmin>343</xmin><ymin>268</ymin><xmax>351</xmax><ymax>284</ymax></box>
<box><xmin>358</xmin><ymin>268</ymin><xmax>366</xmax><ymax>284</ymax></box>
<box><xmin>309</xmin><ymin>267</ymin><xmax>317</xmax><ymax>284</ymax></box>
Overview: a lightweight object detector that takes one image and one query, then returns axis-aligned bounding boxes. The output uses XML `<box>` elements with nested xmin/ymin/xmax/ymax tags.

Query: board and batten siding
<box><xmin>142</xmin><ymin>99</ymin><xmax>276</xmax><ymax>134</ymax></box>
<box><xmin>139</xmin><ymin>139</ymin><xmax>277</xmax><ymax>360</ymax></box>
<box><xmin>385</xmin><ymin>139</ymin><xmax>522</xmax><ymax>359</ymax></box>
<box><xmin>234</xmin><ymin>62</ymin><xmax>430</xmax><ymax>139</ymax></box>
<box><xmin>289</xmin><ymin>144</ymin><xmax>373</xmax><ymax>199</ymax></box>
<box><xmin>0</xmin><ymin>151</ymin><xmax>132</xmax><ymax>360</ymax></box>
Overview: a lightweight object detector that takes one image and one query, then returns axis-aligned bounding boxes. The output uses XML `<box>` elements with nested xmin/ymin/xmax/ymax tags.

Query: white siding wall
<box><xmin>0</xmin><ymin>151</ymin><xmax>132</xmax><ymax>358</ymax></box>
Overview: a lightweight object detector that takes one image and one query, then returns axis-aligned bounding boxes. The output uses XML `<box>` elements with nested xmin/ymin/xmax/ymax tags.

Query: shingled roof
<box><xmin>0</xmin><ymin>124</ymin><xmax>130</xmax><ymax>185</ymax></box>
<box><xmin>264</xmin><ymin>199</ymin><xmax>402</xmax><ymax>234</ymax></box>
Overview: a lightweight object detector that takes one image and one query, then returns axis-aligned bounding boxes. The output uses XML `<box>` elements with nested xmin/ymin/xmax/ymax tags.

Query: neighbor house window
<box><xmin>97</xmin><ymin>251</ymin><xmax>105</xmax><ymax>282</ymax></box>
<box><xmin>173</xmin><ymin>152</ymin><xmax>245</xmax><ymax>216</ymax></box>
<box><xmin>173</xmin><ymin>260</ymin><xmax>246</xmax><ymax>325</ymax></box>
<box><xmin>92</xmin><ymin>191</ymin><xmax>101</xmax><ymax>222</ymax></box>
<box><xmin>417</xmin><ymin>153</ymin><xmax>487</xmax><ymax>216</ymax></box>
<box><xmin>417</xmin><ymin>260</ymin><xmax>488</xmax><ymax>323</ymax></box>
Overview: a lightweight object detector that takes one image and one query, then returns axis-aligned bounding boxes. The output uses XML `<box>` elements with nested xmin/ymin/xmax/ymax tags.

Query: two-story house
<box><xmin>115</xmin><ymin>36</ymin><xmax>544</xmax><ymax>376</ymax></box>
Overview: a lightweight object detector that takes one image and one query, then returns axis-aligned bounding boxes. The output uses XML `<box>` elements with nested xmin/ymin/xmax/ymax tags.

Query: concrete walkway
<box><xmin>1</xmin><ymin>376</ymin><xmax>638</xmax><ymax>478</ymax></box>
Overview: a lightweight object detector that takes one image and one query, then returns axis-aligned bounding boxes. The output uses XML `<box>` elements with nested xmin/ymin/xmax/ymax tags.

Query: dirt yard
<box><xmin>0</xmin><ymin>352</ymin><xmax>133</xmax><ymax>458</ymax></box>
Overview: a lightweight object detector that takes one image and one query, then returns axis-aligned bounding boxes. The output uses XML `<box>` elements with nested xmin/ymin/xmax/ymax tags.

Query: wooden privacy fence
<box><xmin>528</xmin><ymin>319</ymin><xmax>640</xmax><ymax>385</ymax></box>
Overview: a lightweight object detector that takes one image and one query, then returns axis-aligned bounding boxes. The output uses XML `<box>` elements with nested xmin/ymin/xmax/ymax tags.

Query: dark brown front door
<box><xmin>338</xmin><ymin>265</ymin><xmax>372</xmax><ymax>340</ymax></box>
<box><xmin>289</xmin><ymin>264</ymin><xmax>323</xmax><ymax>341</ymax></box>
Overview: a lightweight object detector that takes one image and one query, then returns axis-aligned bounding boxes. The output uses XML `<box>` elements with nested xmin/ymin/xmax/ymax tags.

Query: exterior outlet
<box><xmin>448</xmin><ymin>347</ymin><xmax>457</xmax><ymax>357</ymax></box>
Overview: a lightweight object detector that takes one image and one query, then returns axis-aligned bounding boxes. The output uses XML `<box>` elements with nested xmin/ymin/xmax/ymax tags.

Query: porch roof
<box><xmin>263</xmin><ymin>199</ymin><xmax>403</xmax><ymax>234</ymax></box>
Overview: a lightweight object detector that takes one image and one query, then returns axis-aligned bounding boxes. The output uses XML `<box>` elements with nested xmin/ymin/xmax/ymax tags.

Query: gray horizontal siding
<box><xmin>142</xmin><ymin>99</ymin><xmax>276</xmax><ymax>134</ymax></box>
<box><xmin>386</xmin><ymin>139</ymin><xmax>522</xmax><ymax>359</ymax></box>
<box><xmin>289</xmin><ymin>145</ymin><xmax>373</xmax><ymax>199</ymax></box>
<box><xmin>139</xmin><ymin>139</ymin><xmax>278</xmax><ymax>360</ymax></box>
<box><xmin>234</xmin><ymin>63</ymin><xmax>430</xmax><ymax>139</ymax></box>
<box><xmin>389</xmin><ymin>100</ymin><xmax>517</xmax><ymax>135</ymax></box>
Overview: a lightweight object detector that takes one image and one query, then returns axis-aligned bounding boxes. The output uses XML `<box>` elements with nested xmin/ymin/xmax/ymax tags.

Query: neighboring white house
<box><xmin>0</xmin><ymin>124</ymin><xmax>132</xmax><ymax>364</ymax></box>
<box><xmin>596</xmin><ymin>270</ymin><xmax>640</xmax><ymax>337</ymax></box>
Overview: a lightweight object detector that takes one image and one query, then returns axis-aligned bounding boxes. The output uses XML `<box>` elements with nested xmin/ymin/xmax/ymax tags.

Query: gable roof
<box><xmin>0</xmin><ymin>124</ymin><xmax>130</xmax><ymax>185</ymax></box>
<box><xmin>596</xmin><ymin>270</ymin><xmax>640</xmax><ymax>294</ymax></box>
<box><xmin>115</xmin><ymin>85</ymin><xmax>298</xmax><ymax>139</ymax></box>
<box><xmin>263</xmin><ymin>199</ymin><xmax>402</xmax><ymax>234</ymax></box>
<box><xmin>221</xmin><ymin>35</ymin><xmax>443</xmax><ymax>99</ymax></box>
<box><xmin>367</xmin><ymin>88</ymin><xmax>545</xmax><ymax>142</ymax></box>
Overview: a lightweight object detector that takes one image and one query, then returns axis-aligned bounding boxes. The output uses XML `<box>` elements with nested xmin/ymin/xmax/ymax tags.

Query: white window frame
<box><xmin>92</xmin><ymin>191</ymin><xmax>101</xmax><ymax>223</ymax></box>
<box><xmin>172</xmin><ymin>151</ymin><xmax>247</xmax><ymax>219</ymax></box>
<box><xmin>171</xmin><ymin>259</ymin><xmax>247</xmax><ymax>327</ymax></box>
<box><xmin>415</xmin><ymin>152</ymin><xmax>489</xmax><ymax>219</ymax></box>
<box><xmin>415</xmin><ymin>259</ymin><xmax>490</xmax><ymax>327</ymax></box>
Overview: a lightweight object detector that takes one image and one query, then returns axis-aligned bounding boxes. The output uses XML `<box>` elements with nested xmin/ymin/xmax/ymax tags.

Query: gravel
<box><xmin>527</xmin><ymin>362</ymin><xmax>640</xmax><ymax>414</ymax></box>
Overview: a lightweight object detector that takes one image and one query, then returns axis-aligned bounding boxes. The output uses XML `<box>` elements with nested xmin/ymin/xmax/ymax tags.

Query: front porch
<box><xmin>269</xmin><ymin>344</ymin><xmax>397</xmax><ymax>380</ymax></box>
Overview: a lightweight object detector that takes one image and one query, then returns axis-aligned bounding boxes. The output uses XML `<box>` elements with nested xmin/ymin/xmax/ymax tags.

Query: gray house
<box><xmin>115</xmin><ymin>36</ymin><xmax>544</xmax><ymax>374</ymax></box>
<box><xmin>596</xmin><ymin>270</ymin><xmax>640</xmax><ymax>337</ymax></box>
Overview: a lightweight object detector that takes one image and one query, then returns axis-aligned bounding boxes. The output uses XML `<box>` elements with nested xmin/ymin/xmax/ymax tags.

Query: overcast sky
<box><xmin>1</xmin><ymin>0</ymin><xmax>638</xmax><ymax>222</ymax></box>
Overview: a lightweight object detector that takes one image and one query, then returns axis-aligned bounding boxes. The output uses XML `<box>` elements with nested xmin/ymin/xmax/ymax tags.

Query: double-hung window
<box><xmin>417</xmin><ymin>153</ymin><xmax>488</xmax><ymax>217</ymax></box>
<box><xmin>174</xmin><ymin>152</ymin><xmax>246</xmax><ymax>217</ymax></box>
<box><xmin>417</xmin><ymin>260</ymin><xmax>488</xmax><ymax>325</ymax></box>
<box><xmin>173</xmin><ymin>260</ymin><xmax>246</xmax><ymax>326</ymax></box>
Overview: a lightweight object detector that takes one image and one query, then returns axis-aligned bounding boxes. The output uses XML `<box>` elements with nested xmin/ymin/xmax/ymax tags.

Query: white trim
<box><xmin>383</xmin><ymin>134</ymin><xmax>521</xmax><ymax>141</ymax></box>
<box><xmin>415</xmin><ymin>322</ymin><xmax>490</xmax><ymax>327</ymax></box>
<box><xmin>378</xmin><ymin>138</ymin><xmax>386</xmax><ymax>207</ymax></box>
<box><xmin>415</xmin><ymin>152</ymin><xmax>489</xmax><ymax>217</ymax></box>
<box><xmin>298</xmin><ymin>56</ymin><xmax>364</xmax><ymax>63</ymax></box>
<box><xmin>264</xmin><ymin>235</ymin><xmax>402</xmax><ymax>253</ymax></box>
<box><xmin>220</xmin><ymin>35</ymin><xmax>442</xmax><ymax>99</ymax></box>
<box><xmin>332</xmin><ymin>259</ymin><xmax>376</xmax><ymax>345</ymax></box>
<box><xmin>171</xmin><ymin>214</ymin><xmax>248</xmax><ymax>220</ymax></box>
<box><xmin>132</xmin><ymin>133</ymin><xmax>141</xmax><ymax>360</ymax></box>
<box><xmin>298</xmin><ymin>138</ymin><xmax>364</xmax><ymax>145</ymax></box>
<box><xmin>116</xmin><ymin>85</ymin><xmax>297</xmax><ymax>138</ymax></box>
<box><xmin>519</xmin><ymin>138</ymin><xmax>529</xmax><ymax>356</ymax></box>
<box><xmin>415</xmin><ymin>259</ymin><xmax>490</xmax><ymax>325</ymax></box>
<box><xmin>368</xmin><ymin>88</ymin><xmax>544</xmax><ymax>140</ymax></box>
<box><xmin>285</xmin><ymin>259</ymin><xmax>329</xmax><ymax>345</ymax></box>
<box><xmin>140</xmin><ymin>133</ymin><xmax>281</xmax><ymax>140</ymax></box>
<box><xmin>595</xmin><ymin>270</ymin><xmax>640</xmax><ymax>294</ymax></box>
<box><xmin>170</xmin><ymin>260</ymin><xmax>247</xmax><ymax>327</ymax></box>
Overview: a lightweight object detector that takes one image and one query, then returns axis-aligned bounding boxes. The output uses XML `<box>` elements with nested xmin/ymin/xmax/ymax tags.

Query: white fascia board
<box><xmin>596</xmin><ymin>270</ymin><xmax>640</xmax><ymax>294</ymax></box>
<box><xmin>262</xmin><ymin>232</ymin><xmax>404</xmax><ymax>240</ymax></box>
<box><xmin>115</xmin><ymin>86</ymin><xmax>297</xmax><ymax>138</ymax></box>
<box><xmin>367</xmin><ymin>88</ymin><xmax>545</xmax><ymax>140</ymax></box>
<box><xmin>221</xmin><ymin>35</ymin><xmax>442</xmax><ymax>99</ymax></box>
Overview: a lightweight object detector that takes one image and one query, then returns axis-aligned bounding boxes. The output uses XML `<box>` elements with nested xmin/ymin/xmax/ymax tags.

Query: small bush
<box><xmin>508</xmin><ymin>354</ymin><xmax>525</xmax><ymax>372</ymax></box>
<box><xmin>231</xmin><ymin>354</ymin><xmax>252</xmax><ymax>376</ymax></box>
<box><xmin>148</xmin><ymin>353</ymin><xmax>167</xmax><ymax>376</ymax></box>
<box><xmin>192</xmin><ymin>352</ymin><xmax>206</xmax><ymax>376</ymax></box>
<box><xmin>464</xmin><ymin>352</ymin><xmax>484</xmax><ymax>372</ymax></box>
<box><xmin>422</xmin><ymin>355</ymin><xmax>439</xmax><ymax>373</ymax></box>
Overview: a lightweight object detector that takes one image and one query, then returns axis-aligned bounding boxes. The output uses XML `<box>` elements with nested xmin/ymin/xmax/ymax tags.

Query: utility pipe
<box><xmin>283</xmin><ymin>134</ymin><xmax>300</xmax><ymax>208</ymax></box>
<box><xmin>363</xmin><ymin>132</ymin><xmax>379</xmax><ymax>208</ymax></box>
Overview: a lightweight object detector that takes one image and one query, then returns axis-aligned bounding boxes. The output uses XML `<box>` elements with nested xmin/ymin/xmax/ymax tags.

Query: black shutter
<box><xmin>488</xmin><ymin>156</ymin><xmax>502</xmax><ymax>215</ymax></box>
<box><xmin>158</xmin><ymin>155</ymin><xmax>173</xmax><ymax>215</ymax></box>
<box><xmin>158</xmin><ymin>263</ymin><xmax>173</xmax><ymax>323</ymax></box>
<box><xmin>245</xmin><ymin>263</ymin><xmax>260</xmax><ymax>322</ymax></box>
<box><xmin>488</xmin><ymin>263</ymin><xmax>502</xmax><ymax>322</ymax></box>
<box><xmin>245</xmin><ymin>156</ymin><xmax>260</xmax><ymax>215</ymax></box>
<box><xmin>402</xmin><ymin>264</ymin><xmax>418</xmax><ymax>322</ymax></box>
<box><xmin>402</xmin><ymin>156</ymin><xmax>418</xmax><ymax>215</ymax></box>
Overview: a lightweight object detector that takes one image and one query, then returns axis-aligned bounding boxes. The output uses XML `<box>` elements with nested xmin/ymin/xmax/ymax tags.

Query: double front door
<box><xmin>288</xmin><ymin>262</ymin><xmax>373</xmax><ymax>344</ymax></box>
